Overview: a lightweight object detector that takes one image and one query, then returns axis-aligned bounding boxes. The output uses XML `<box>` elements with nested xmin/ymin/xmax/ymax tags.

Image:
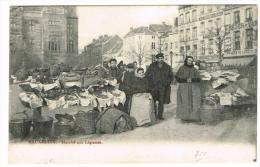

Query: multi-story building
<box><xmin>222</xmin><ymin>5</ymin><xmax>258</xmax><ymax>66</ymax></box>
<box><xmin>164</xmin><ymin>17</ymin><xmax>182</xmax><ymax>68</ymax></box>
<box><xmin>123</xmin><ymin>23</ymin><xmax>172</xmax><ymax>68</ymax></box>
<box><xmin>10</xmin><ymin>6</ymin><xmax>78</xmax><ymax>74</ymax></box>
<box><xmin>177</xmin><ymin>5</ymin><xmax>257</xmax><ymax>66</ymax></box>
<box><xmin>80</xmin><ymin>35</ymin><xmax>123</xmax><ymax>67</ymax></box>
<box><xmin>178</xmin><ymin>5</ymin><xmax>225</xmax><ymax>64</ymax></box>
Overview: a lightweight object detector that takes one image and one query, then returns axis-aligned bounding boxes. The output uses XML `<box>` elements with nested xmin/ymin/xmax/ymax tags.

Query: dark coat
<box><xmin>146</xmin><ymin>62</ymin><xmax>173</xmax><ymax>104</ymax></box>
<box><xmin>130</xmin><ymin>76</ymin><xmax>150</xmax><ymax>94</ymax></box>
<box><xmin>108</xmin><ymin>67</ymin><xmax>122</xmax><ymax>81</ymax></box>
<box><xmin>119</xmin><ymin>71</ymin><xmax>135</xmax><ymax>95</ymax></box>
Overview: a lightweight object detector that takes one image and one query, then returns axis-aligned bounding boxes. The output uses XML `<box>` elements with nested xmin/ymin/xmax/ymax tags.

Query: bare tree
<box><xmin>129</xmin><ymin>35</ymin><xmax>146</xmax><ymax>67</ymax></box>
<box><xmin>206</xmin><ymin>21</ymin><xmax>231</xmax><ymax>63</ymax></box>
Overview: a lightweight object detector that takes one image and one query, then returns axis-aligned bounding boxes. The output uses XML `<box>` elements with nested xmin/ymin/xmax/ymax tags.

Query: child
<box><xmin>30</xmin><ymin>90</ymin><xmax>43</xmax><ymax>120</ymax></box>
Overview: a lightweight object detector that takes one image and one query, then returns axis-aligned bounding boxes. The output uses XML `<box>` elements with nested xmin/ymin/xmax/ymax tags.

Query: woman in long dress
<box><xmin>129</xmin><ymin>68</ymin><xmax>156</xmax><ymax>126</ymax></box>
<box><xmin>175</xmin><ymin>56</ymin><xmax>201</xmax><ymax>122</ymax></box>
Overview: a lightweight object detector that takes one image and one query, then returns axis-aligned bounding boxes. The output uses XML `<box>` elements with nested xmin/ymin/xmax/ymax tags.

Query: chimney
<box><xmin>104</xmin><ymin>34</ymin><xmax>108</xmax><ymax>38</ymax></box>
<box><xmin>162</xmin><ymin>21</ymin><xmax>166</xmax><ymax>25</ymax></box>
<box><xmin>130</xmin><ymin>27</ymin><xmax>133</xmax><ymax>31</ymax></box>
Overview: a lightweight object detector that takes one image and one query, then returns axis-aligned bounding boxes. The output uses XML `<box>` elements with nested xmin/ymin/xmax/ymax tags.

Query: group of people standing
<box><xmin>105</xmin><ymin>53</ymin><xmax>202</xmax><ymax>123</ymax></box>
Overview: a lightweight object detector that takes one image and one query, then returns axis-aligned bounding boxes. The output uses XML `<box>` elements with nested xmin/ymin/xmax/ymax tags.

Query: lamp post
<box><xmin>170</xmin><ymin>51</ymin><xmax>173</xmax><ymax>68</ymax></box>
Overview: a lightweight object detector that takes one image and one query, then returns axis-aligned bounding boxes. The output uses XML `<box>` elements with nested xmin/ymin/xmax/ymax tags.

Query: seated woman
<box><xmin>129</xmin><ymin>68</ymin><xmax>156</xmax><ymax>126</ymax></box>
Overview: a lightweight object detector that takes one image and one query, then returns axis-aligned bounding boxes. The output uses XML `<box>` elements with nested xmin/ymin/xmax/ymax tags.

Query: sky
<box><xmin>77</xmin><ymin>6</ymin><xmax>179</xmax><ymax>51</ymax></box>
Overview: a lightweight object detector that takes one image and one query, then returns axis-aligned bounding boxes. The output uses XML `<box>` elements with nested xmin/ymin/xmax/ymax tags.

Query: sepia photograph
<box><xmin>1</xmin><ymin>1</ymin><xmax>258</xmax><ymax>164</ymax></box>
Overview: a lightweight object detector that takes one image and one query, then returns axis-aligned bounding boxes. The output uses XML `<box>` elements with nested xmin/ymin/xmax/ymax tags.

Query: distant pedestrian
<box><xmin>133</xmin><ymin>61</ymin><xmax>138</xmax><ymax>70</ymax></box>
<box><xmin>146</xmin><ymin>53</ymin><xmax>174</xmax><ymax>120</ymax></box>
<box><xmin>175</xmin><ymin>56</ymin><xmax>201</xmax><ymax>122</ymax></box>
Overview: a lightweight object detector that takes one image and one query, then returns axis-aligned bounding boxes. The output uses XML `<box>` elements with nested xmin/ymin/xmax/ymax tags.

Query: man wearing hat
<box><xmin>146</xmin><ymin>53</ymin><xmax>174</xmax><ymax>120</ymax></box>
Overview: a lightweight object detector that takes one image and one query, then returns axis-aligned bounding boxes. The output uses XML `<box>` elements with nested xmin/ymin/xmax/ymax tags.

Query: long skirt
<box><xmin>129</xmin><ymin>93</ymin><xmax>156</xmax><ymax>126</ymax></box>
<box><xmin>176</xmin><ymin>83</ymin><xmax>201</xmax><ymax>121</ymax></box>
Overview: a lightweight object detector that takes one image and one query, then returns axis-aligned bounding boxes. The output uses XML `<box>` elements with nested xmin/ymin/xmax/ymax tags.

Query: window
<box><xmin>180</xmin><ymin>14</ymin><xmax>184</xmax><ymax>25</ymax></box>
<box><xmin>200</xmin><ymin>22</ymin><xmax>205</xmax><ymax>35</ymax></box>
<box><xmin>216</xmin><ymin>18</ymin><xmax>222</xmax><ymax>27</ymax></box>
<box><xmin>224</xmin><ymin>13</ymin><xmax>231</xmax><ymax>25</ymax></box>
<box><xmin>10</xmin><ymin>23</ymin><xmax>16</xmax><ymax>29</ymax></box>
<box><xmin>151</xmin><ymin>42</ymin><xmax>156</xmax><ymax>49</ymax></box>
<box><xmin>186</xmin><ymin>29</ymin><xmax>190</xmax><ymax>41</ymax></box>
<box><xmin>192</xmin><ymin>27</ymin><xmax>197</xmax><ymax>39</ymax></box>
<box><xmin>208</xmin><ymin>39</ymin><xmax>214</xmax><ymax>54</ymax></box>
<box><xmin>192</xmin><ymin>10</ymin><xmax>197</xmax><ymax>21</ymax></box>
<box><xmin>208</xmin><ymin>7</ymin><xmax>212</xmax><ymax>13</ymax></box>
<box><xmin>152</xmin><ymin>36</ymin><xmax>155</xmax><ymax>39</ymax></box>
<box><xmin>201</xmin><ymin>40</ymin><xmax>205</xmax><ymax>55</ymax></box>
<box><xmin>193</xmin><ymin>44</ymin><xmax>197</xmax><ymax>55</ymax></box>
<box><xmin>170</xmin><ymin>42</ymin><xmax>173</xmax><ymax>49</ymax></box>
<box><xmin>246</xmin><ymin>29</ymin><xmax>253</xmax><ymax>49</ymax></box>
<box><xmin>29</xmin><ymin>39</ymin><xmax>34</xmax><ymax>46</ymax></box>
<box><xmin>180</xmin><ymin>30</ymin><xmax>184</xmax><ymax>41</ymax></box>
<box><xmin>165</xmin><ymin>43</ymin><xmax>168</xmax><ymax>50</ymax></box>
<box><xmin>28</xmin><ymin>20</ymin><xmax>35</xmax><ymax>32</ymax></box>
<box><xmin>49</xmin><ymin>39</ymin><xmax>60</xmax><ymax>52</ymax></box>
<box><xmin>185</xmin><ymin>12</ymin><xmax>190</xmax><ymax>23</ymax></box>
<box><xmin>186</xmin><ymin>45</ymin><xmax>190</xmax><ymax>53</ymax></box>
<box><xmin>208</xmin><ymin>20</ymin><xmax>213</xmax><ymax>30</ymax></box>
<box><xmin>200</xmin><ymin>7</ymin><xmax>204</xmax><ymax>15</ymax></box>
<box><xmin>234</xmin><ymin>11</ymin><xmax>240</xmax><ymax>24</ymax></box>
<box><xmin>68</xmin><ymin>40</ymin><xmax>74</xmax><ymax>53</ymax></box>
<box><xmin>245</xmin><ymin>8</ymin><xmax>253</xmax><ymax>21</ymax></box>
<box><xmin>216</xmin><ymin>6</ymin><xmax>221</xmax><ymax>10</ymax></box>
<box><xmin>234</xmin><ymin>31</ymin><xmax>240</xmax><ymax>50</ymax></box>
<box><xmin>67</xmin><ymin>23</ymin><xmax>73</xmax><ymax>33</ymax></box>
<box><xmin>180</xmin><ymin>46</ymin><xmax>184</xmax><ymax>54</ymax></box>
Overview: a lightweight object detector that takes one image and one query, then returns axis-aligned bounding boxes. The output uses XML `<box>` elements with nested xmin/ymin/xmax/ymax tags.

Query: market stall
<box><xmin>199</xmin><ymin>69</ymin><xmax>256</xmax><ymax>124</ymax></box>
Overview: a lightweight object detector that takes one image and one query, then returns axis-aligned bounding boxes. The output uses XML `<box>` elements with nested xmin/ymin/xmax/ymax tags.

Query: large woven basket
<box><xmin>199</xmin><ymin>104</ymin><xmax>223</xmax><ymax>124</ymax></box>
<box><xmin>33</xmin><ymin>116</ymin><xmax>53</xmax><ymax>138</ymax></box>
<box><xmin>9</xmin><ymin>112</ymin><xmax>32</xmax><ymax>138</ymax></box>
<box><xmin>74</xmin><ymin>110</ymin><xmax>100</xmax><ymax>135</ymax></box>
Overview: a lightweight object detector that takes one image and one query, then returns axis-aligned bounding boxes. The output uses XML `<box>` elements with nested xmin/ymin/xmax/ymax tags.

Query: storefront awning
<box><xmin>222</xmin><ymin>56</ymin><xmax>255</xmax><ymax>66</ymax></box>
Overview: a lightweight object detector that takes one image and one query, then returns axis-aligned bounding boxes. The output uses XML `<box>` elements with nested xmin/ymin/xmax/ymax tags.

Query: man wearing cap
<box><xmin>108</xmin><ymin>58</ymin><xmax>122</xmax><ymax>81</ymax></box>
<box><xmin>146</xmin><ymin>53</ymin><xmax>174</xmax><ymax>120</ymax></box>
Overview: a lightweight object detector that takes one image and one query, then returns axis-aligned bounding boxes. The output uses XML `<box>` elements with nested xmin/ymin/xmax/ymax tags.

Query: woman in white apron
<box><xmin>129</xmin><ymin>68</ymin><xmax>156</xmax><ymax>126</ymax></box>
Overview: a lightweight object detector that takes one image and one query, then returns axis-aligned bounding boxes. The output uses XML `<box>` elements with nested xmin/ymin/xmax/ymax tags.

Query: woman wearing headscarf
<box><xmin>129</xmin><ymin>68</ymin><xmax>155</xmax><ymax>126</ymax></box>
<box><xmin>175</xmin><ymin>56</ymin><xmax>201</xmax><ymax>122</ymax></box>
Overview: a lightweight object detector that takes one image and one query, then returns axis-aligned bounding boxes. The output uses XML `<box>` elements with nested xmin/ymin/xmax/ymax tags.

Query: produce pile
<box><xmin>18</xmin><ymin>71</ymin><xmax>126</xmax><ymax>110</ymax></box>
<box><xmin>199</xmin><ymin>69</ymin><xmax>254</xmax><ymax>106</ymax></box>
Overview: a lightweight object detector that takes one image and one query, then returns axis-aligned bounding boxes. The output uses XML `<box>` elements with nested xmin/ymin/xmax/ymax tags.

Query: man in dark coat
<box><xmin>108</xmin><ymin>58</ymin><xmax>122</xmax><ymax>81</ymax></box>
<box><xmin>118</xmin><ymin>63</ymin><xmax>135</xmax><ymax>114</ymax></box>
<box><xmin>146</xmin><ymin>53</ymin><xmax>174</xmax><ymax>120</ymax></box>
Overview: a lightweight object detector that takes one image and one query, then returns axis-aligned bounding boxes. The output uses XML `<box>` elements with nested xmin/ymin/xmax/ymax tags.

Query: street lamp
<box><xmin>170</xmin><ymin>51</ymin><xmax>173</xmax><ymax>68</ymax></box>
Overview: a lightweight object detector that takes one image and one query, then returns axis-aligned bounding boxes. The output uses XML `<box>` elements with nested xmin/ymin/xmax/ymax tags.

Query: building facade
<box><xmin>177</xmin><ymin>5</ymin><xmax>257</xmax><ymax>66</ymax></box>
<box><xmin>123</xmin><ymin>23</ymin><xmax>172</xmax><ymax>68</ymax></box>
<box><xmin>222</xmin><ymin>5</ymin><xmax>258</xmax><ymax>66</ymax></box>
<box><xmin>10</xmin><ymin>6</ymin><xmax>78</xmax><ymax>74</ymax></box>
<box><xmin>80</xmin><ymin>35</ymin><xmax>123</xmax><ymax>67</ymax></box>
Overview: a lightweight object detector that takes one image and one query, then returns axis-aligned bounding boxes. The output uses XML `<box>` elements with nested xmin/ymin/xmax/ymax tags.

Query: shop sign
<box><xmin>199</xmin><ymin>11</ymin><xmax>223</xmax><ymax>21</ymax></box>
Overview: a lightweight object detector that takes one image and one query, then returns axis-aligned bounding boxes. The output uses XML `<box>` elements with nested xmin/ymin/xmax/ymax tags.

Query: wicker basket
<box><xmin>199</xmin><ymin>104</ymin><xmax>223</xmax><ymax>124</ymax></box>
<box><xmin>74</xmin><ymin>110</ymin><xmax>100</xmax><ymax>135</ymax></box>
<box><xmin>54</xmin><ymin>122</ymin><xmax>74</xmax><ymax>137</ymax></box>
<box><xmin>33</xmin><ymin>116</ymin><xmax>53</xmax><ymax>138</ymax></box>
<box><xmin>9</xmin><ymin>112</ymin><xmax>32</xmax><ymax>138</ymax></box>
